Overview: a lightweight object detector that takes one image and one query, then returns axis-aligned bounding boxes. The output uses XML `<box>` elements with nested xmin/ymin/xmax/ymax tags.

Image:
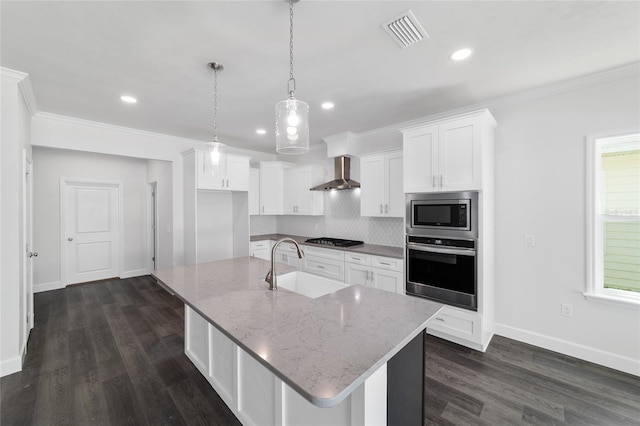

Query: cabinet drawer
<box><xmin>303</xmin><ymin>256</ymin><xmax>345</xmax><ymax>282</ymax></box>
<box><xmin>371</xmin><ymin>255</ymin><xmax>402</xmax><ymax>271</ymax></box>
<box><xmin>345</xmin><ymin>252</ymin><xmax>370</xmax><ymax>265</ymax></box>
<box><xmin>302</xmin><ymin>246</ymin><xmax>345</xmax><ymax>261</ymax></box>
<box><xmin>250</xmin><ymin>240</ymin><xmax>271</xmax><ymax>251</ymax></box>
<box><xmin>427</xmin><ymin>307</ymin><xmax>481</xmax><ymax>343</ymax></box>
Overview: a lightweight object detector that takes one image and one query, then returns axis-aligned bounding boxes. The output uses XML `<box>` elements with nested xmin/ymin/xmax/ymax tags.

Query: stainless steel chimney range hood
<box><xmin>310</xmin><ymin>156</ymin><xmax>360</xmax><ymax>191</ymax></box>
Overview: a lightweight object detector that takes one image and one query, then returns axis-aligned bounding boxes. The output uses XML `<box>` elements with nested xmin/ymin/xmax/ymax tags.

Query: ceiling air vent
<box><xmin>382</xmin><ymin>9</ymin><xmax>428</xmax><ymax>49</ymax></box>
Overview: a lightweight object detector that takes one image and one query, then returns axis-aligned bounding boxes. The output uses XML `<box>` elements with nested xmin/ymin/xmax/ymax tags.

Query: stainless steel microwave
<box><xmin>405</xmin><ymin>191</ymin><xmax>478</xmax><ymax>239</ymax></box>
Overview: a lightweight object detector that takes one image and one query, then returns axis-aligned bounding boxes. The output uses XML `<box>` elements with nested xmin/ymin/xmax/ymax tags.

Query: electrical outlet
<box><xmin>524</xmin><ymin>234</ymin><xmax>536</xmax><ymax>247</ymax></box>
<box><xmin>561</xmin><ymin>303</ymin><xmax>573</xmax><ymax>317</ymax></box>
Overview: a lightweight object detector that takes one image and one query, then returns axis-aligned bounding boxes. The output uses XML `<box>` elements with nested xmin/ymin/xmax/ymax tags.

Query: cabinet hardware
<box><xmin>435</xmin><ymin>317</ymin><xmax>445</xmax><ymax>322</ymax></box>
<box><xmin>432</xmin><ymin>175</ymin><xmax>436</xmax><ymax>188</ymax></box>
<box><xmin>262</xmin><ymin>206</ymin><xmax>264</xmax><ymax>213</ymax></box>
<box><xmin>317</xmin><ymin>265</ymin><xmax>325</xmax><ymax>269</ymax></box>
<box><xmin>379</xmin><ymin>262</ymin><xmax>390</xmax><ymax>266</ymax></box>
<box><xmin>379</xmin><ymin>204</ymin><xmax>383</xmax><ymax>213</ymax></box>
<box><xmin>221</xmin><ymin>178</ymin><xmax>225</xmax><ymax>187</ymax></box>
<box><xmin>384</xmin><ymin>204</ymin><xmax>388</xmax><ymax>214</ymax></box>
<box><xmin>29</xmin><ymin>251</ymin><xmax>38</xmax><ymax>258</ymax></box>
<box><xmin>439</xmin><ymin>175</ymin><xmax>443</xmax><ymax>188</ymax></box>
<box><xmin>352</xmin><ymin>257</ymin><xmax>360</xmax><ymax>261</ymax></box>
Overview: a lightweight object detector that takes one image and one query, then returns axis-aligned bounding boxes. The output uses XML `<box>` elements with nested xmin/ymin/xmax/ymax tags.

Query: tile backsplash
<box><xmin>250</xmin><ymin>190</ymin><xmax>404</xmax><ymax>247</ymax></box>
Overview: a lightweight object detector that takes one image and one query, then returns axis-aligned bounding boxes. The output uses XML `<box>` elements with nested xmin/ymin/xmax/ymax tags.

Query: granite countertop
<box><xmin>250</xmin><ymin>233</ymin><xmax>404</xmax><ymax>259</ymax></box>
<box><xmin>152</xmin><ymin>257</ymin><xmax>442</xmax><ymax>408</ymax></box>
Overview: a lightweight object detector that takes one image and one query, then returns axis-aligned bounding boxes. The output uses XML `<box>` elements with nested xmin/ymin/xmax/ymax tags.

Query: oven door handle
<box><xmin>407</xmin><ymin>243</ymin><xmax>476</xmax><ymax>257</ymax></box>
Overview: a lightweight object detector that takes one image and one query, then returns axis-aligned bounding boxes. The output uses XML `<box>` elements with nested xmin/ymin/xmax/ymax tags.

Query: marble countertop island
<box><xmin>152</xmin><ymin>256</ymin><xmax>442</xmax><ymax>408</ymax></box>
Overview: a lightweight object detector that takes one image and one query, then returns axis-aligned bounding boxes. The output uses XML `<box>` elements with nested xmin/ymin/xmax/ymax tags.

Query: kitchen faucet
<box><xmin>265</xmin><ymin>238</ymin><xmax>305</xmax><ymax>290</ymax></box>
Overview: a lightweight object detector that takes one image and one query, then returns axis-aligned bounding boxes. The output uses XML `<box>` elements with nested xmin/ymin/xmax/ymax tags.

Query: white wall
<box><xmin>1</xmin><ymin>69</ymin><xmax>35</xmax><ymax>376</ymax></box>
<box><xmin>491</xmin><ymin>75</ymin><xmax>640</xmax><ymax>375</ymax></box>
<box><xmin>32</xmin><ymin>147</ymin><xmax>149</xmax><ymax>289</ymax></box>
<box><xmin>147</xmin><ymin>159</ymin><xmax>174</xmax><ymax>269</ymax></box>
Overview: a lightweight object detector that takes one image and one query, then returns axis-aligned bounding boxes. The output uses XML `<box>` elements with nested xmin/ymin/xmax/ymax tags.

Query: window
<box><xmin>586</xmin><ymin>133</ymin><xmax>640</xmax><ymax>306</ymax></box>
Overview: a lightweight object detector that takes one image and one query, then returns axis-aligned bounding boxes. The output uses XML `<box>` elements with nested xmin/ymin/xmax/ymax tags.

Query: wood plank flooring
<box><xmin>1</xmin><ymin>276</ymin><xmax>639</xmax><ymax>425</ymax></box>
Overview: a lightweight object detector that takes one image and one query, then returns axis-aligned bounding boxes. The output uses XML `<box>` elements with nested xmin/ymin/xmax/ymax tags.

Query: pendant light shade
<box><xmin>276</xmin><ymin>98</ymin><xmax>309</xmax><ymax>154</ymax></box>
<box><xmin>204</xmin><ymin>62</ymin><xmax>228</xmax><ymax>175</ymax></box>
<box><xmin>275</xmin><ymin>0</ymin><xmax>309</xmax><ymax>155</ymax></box>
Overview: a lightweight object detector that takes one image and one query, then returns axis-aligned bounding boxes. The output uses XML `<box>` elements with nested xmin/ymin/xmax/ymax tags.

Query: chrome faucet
<box><xmin>265</xmin><ymin>238</ymin><xmax>305</xmax><ymax>290</ymax></box>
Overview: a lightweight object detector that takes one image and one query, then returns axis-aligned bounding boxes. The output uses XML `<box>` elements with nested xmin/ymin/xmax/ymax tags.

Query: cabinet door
<box><xmin>345</xmin><ymin>263</ymin><xmax>370</xmax><ymax>287</ymax></box>
<box><xmin>360</xmin><ymin>154</ymin><xmax>385</xmax><ymax>217</ymax></box>
<box><xmin>438</xmin><ymin>117</ymin><xmax>481</xmax><ymax>191</ymax></box>
<box><xmin>294</xmin><ymin>168</ymin><xmax>312</xmax><ymax>215</ymax></box>
<box><xmin>197</xmin><ymin>151</ymin><xmax>225</xmax><ymax>190</ymax></box>
<box><xmin>259</xmin><ymin>165</ymin><xmax>283</xmax><ymax>215</ymax></box>
<box><xmin>283</xmin><ymin>169</ymin><xmax>297</xmax><ymax>214</ymax></box>
<box><xmin>385</xmin><ymin>151</ymin><xmax>404</xmax><ymax>217</ymax></box>
<box><xmin>226</xmin><ymin>156</ymin><xmax>249</xmax><ymax>191</ymax></box>
<box><xmin>249</xmin><ymin>169</ymin><xmax>260</xmax><ymax>215</ymax></box>
<box><xmin>403</xmin><ymin>126</ymin><xmax>438</xmax><ymax>193</ymax></box>
<box><xmin>371</xmin><ymin>268</ymin><xmax>403</xmax><ymax>294</ymax></box>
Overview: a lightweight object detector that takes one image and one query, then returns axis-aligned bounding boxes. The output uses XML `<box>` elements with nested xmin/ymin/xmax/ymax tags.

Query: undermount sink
<box><xmin>276</xmin><ymin>271</ymin><xmax>348</xmax><ymax>299</ymax></box>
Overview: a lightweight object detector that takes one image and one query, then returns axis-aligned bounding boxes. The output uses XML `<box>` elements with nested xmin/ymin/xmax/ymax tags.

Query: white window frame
<box><xmin>585</xmin><ymin>133</ymin><xmax>640</xmax><ymax>307</ymax></box>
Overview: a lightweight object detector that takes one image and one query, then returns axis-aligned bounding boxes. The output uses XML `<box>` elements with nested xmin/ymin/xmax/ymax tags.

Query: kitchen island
<box><xmin>152</xmin><ymin>256</ymin><xmax>443</xmax><ymax>426</ymax></box>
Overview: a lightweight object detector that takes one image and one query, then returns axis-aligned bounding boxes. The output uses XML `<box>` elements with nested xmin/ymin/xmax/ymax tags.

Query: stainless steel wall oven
<box><xmin>405</xmin><ymin>191</ymin><xmax>478</xmax><ymax>310</ymax></box>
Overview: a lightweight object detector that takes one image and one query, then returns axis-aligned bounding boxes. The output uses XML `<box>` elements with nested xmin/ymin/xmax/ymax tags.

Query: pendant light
<box><xmin>204</xmin><ymin>62</ymin><xmax>227</xmax><ymax>176</ymax></box>
<box><xmin>275</xmin><ymin>0</ymin><xmax>309</xmax><ymax>155</ymax></box>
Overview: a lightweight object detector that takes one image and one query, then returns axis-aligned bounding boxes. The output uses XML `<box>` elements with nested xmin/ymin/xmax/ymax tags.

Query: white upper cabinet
<box><xmin>284</xmin><ymin>165</ymin><xmax>324</xmax><ymax>215</ymax></box>
<box><xmin>259</xmin><ymin>161</ymin><xmax>289</xmax><ymax>215</ymax></box>
<box><xmin>196</xmin><ymin>151</ymin><xmax>250</xmax><ymax>191</ymax></box>
<box><xmin>402</xmin><ymin>109</ymin><xmax>496</xmax><ymax>193</ymax></box>
<box><xmin>360</xmin><ymin>151</ymin><xmax>403</xmax><ymax>217</ymax></box>
<box><xmin>249</xmin><ymin>168</ymin><xmax>259</xmax><ymax>215</ymax></box>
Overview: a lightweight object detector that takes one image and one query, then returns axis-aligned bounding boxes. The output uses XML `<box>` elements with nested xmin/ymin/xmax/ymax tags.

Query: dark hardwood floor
<box><xmin>1</xmin><ymin>276</ymin><xmax>638</xmax><ymax>425</ymax></box>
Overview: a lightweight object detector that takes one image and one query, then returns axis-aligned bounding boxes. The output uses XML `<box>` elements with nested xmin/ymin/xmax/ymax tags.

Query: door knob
<box><xmin>29</xmin><ymin>252</ymin><xmax>38</xmax><ymax>258</ymax></box>
<box><xmin>68</xmin><ymin>237</ymin><xmax>74</xmax><ymax>241</ymax></box>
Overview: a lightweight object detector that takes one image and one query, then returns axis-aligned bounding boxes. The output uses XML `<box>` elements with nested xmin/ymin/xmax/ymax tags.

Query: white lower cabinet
<box><xmin>250</xmin><ymin>240</ymin><xmax>271</xmax><ymax>260</ymax></box>
<box><xmin>185</xmin><ymin>305</ymin><xmax>387</xmax><ymax>426</ymax></box>
<box><xmin>275</xmin><ymin>242</ymin><xmax>303</xmax><ymax>269</ymax></box>
<box><xmin>302</xmin><ymin>246</ymin><xmax>345</xmax><ymax>282</ymax></box>
<box><xmin>344</xmin><ymin>252</ymin><xmax>404</xmax><ymax>295</ymax></box>
<box><xmin>426</xmin><ymin>306</ymin><xmax>482</xmax><ymax>347</ymax></box>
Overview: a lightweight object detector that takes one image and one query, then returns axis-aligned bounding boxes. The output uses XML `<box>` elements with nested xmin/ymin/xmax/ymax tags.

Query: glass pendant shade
<box><xmin>203</xmin><ymin>140</ymin><xmax>227</xmax><ymax>176</ymax></box>
<box><xmin>275</xmin><ymin>97</ymin><xmax>309</xmax><ymax>154</ymax></box>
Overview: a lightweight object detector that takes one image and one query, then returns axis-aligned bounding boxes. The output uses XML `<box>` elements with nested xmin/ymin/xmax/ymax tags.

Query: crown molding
<box><xmin>1</xmin><ymin>67</ymin><xmax>39</xmax><ymax>117</ymax></box>
<box><xmin>354</xmin><ymin>62</ymin><xmax>640</xmax><ymax>139</ymax></box>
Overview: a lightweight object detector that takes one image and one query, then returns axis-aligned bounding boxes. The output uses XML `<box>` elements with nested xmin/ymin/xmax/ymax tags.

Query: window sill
<box><xmin>583</xmin><ymin>292</ymin><xmax>640</xmax><ymax>308</ymax></box>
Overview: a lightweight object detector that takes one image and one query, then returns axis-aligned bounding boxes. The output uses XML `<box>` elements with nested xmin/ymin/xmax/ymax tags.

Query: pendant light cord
<box><xmin>287</xmin><ymin>0</ymin><xmax>296</xmax><ymax>98</ymax></box>
<box><xmin>213</xmin><ymin>66</ymin><xmax>219</xmax><ymax>142</ymax></box>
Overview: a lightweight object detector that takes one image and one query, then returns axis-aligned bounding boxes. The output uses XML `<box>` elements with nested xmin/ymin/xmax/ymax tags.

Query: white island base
<box><xmin>185</xmin><ymin>306</ymin><xmax>396</xmax><ymax>426</ymax></box>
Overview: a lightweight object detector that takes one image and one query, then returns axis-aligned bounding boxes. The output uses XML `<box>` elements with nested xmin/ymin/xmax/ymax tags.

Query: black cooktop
<box><xmin>305</xmin><ymin>237</ymin><xmax>364</xmax><ymax>247</ymax></box>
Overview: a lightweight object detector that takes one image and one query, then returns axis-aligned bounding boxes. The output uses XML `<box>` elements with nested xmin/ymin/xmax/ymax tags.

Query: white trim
<box><xmin>120</xmin><ymin>269</ymin><xmax>148</xmax><ymax>279</ymax></box>
<box><xmin>0</xmin><ymin>68</ymin><xmax>38</xmax><ymax>116</ymax></box>
<box><xmin>147</xmin><ymin>182</ymin><xmax>158</xmax><ymax>273</ymax></box>
<box><xmin>34</xmin><ymin>281</ymin><xmax>62</xmax><ymax>293</ymax></box>
<box><xmin>60</xmin><ymin>179</ymin><xmax>123</xmax><ymax>286</ymax></box>
<box><xmin>583</xmin><ymin>291</ymin><xmax>640</xmax><ymax>308</ymax></box>
<box><xmin>0</xmin><ymin>355</ymin><xmax>23</xmax><ymax>377</ymax></box>
<box><xmin>495</xmin><ymin>323</ymin><xmax>640</xmax><ymax>377</ymax></box>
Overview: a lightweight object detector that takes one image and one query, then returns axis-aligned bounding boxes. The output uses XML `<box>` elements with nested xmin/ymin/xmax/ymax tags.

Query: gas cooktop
<box><xmin>305</xmin><ymin>237</ymin><xmax>364</xmax><ymax>247</ymax></box>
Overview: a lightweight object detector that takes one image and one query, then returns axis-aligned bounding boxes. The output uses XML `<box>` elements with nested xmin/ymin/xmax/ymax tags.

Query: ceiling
<box><xmin>2</xmin><ymin>1</ymin><xmax>639</xmax><ymax>154</ymax></box>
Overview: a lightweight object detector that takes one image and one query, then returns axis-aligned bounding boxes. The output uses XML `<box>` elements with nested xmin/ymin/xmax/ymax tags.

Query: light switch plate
<box><xmin>524</xmin><ymin>234</ymin><xmax>535</xmax><ymax>247</ymax></box>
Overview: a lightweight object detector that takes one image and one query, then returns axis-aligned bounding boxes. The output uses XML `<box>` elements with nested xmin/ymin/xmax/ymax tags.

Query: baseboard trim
<box><xmin>120</xmin><ymin>269</ymin><xmax>148</xmax><ymax>279</ymax></box>
<box><xmin>34</xmin><ymin>280</ymin><xmax>61</xmax><ymax>293</ymax></box>
<box><xmin>494</xmin><ymin>323</ymin><xmax>640</xmax><ymax>377</ymax></box>
<box><xmin>0</xmin><ymin>355</ymin><xmax>22</xmax><ymax>377</ymax></box>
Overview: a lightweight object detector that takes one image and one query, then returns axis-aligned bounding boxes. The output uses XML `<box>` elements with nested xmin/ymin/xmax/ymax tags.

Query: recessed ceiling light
<box><xmin>321</xmin><ymin>102</ymin><xmax>334</xmax><ymax>110</ymax></box>
<box><xmin>450</xmin><ymin>48</ymin><xmax>473</xmax><ymax>61</ymax></box>
<box><xmin>256</xmin><ymin>128</ymin><xmax>267</xmax><ymax>135</ymax></box>
<box><xmin>120</xmin><ymin>95</ymin><xmax>137</xmax><ymax>104</ymax></box>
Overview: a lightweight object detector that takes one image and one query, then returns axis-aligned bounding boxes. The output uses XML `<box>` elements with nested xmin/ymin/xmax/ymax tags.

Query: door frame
<box><xmin>22</xmin><ymin>150</ymin><xmax>33</xmax><ymax>338</ymax></box>
<box><xmin>147</xmin><ymin>181</ymin><xmax>158</xmax><ymax>272</ymax></box>
<box><xmin>59</xmin><ymin>178</ymin><xmax>124</xmax><ymax>288</ymax></box>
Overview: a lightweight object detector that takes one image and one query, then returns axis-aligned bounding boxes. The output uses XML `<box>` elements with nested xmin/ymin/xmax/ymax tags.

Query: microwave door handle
<box><xmin>407</xmin><ymin>243</ymin><xmax>476</xmax><ymax>257</ymax></box>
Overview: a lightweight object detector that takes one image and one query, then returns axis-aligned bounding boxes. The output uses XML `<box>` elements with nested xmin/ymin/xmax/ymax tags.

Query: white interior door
<box><xmin>64</xmin><ymin>182</ymin><xmax>119</xmax><ymax>285</ymax></box>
